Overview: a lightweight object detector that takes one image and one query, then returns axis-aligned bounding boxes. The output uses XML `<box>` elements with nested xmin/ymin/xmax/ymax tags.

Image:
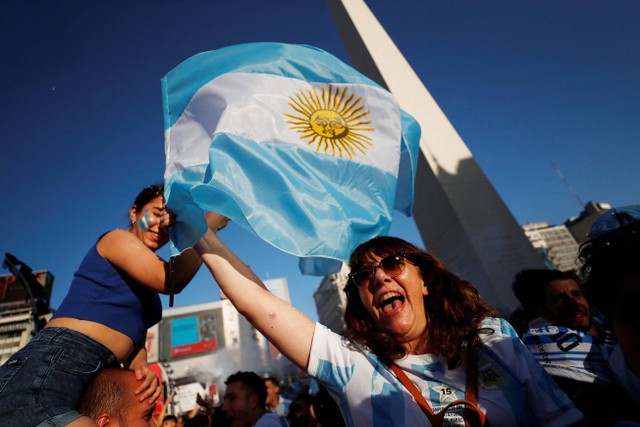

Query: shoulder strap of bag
<box><xmin>390</xmin><ymin>362</ymin><xmax>438</xmax><ymax>424</ymax></box>
<box><xmin>391</xmin><ymin>349</ymin><xmax>486</xmax><ymax>427</ymax></box>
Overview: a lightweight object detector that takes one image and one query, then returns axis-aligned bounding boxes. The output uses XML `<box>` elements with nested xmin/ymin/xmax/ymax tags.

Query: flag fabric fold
<box><xmin>163</xmin><ymin>42</ymin><xmax>420</xmax><ymax>275</ymax></box>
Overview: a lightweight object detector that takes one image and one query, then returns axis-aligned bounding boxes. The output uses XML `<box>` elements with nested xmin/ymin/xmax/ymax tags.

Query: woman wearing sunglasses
<box><xmin>196</xmin><ymin>213</ymin><xmax>584</xmax><ymax>427</ymax></box>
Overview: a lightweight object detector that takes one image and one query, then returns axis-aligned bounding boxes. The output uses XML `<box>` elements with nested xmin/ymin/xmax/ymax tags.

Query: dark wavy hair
<box><xmin>344</xmin><ymin>236</ymin><xmax>497</xmax><ymax>369</ymax></box>
<box><xmin>132</xmin><ymin>184</ymin><xmax>164</xmax><ymax>211</ymax></box>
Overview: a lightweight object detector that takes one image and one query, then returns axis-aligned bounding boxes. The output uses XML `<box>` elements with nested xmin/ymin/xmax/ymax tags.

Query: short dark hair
<box><xmin>225</xmin><ymin>371</ymin><xmax>267</xmax><ymax>407</ymax></box>
<box><xmin>512</xmin><ymin>269</ymin><xmax>578</xmax><ymax>313</ymax></box>
<box><xmin>78</xmin><ymin>368</ymin><xmax>131</xmax><ymax>421</ymax></box>
<box><xmin>264</xmin><ymin>376</ymin><xmax>279</xmax><ymax>388</ymax></box>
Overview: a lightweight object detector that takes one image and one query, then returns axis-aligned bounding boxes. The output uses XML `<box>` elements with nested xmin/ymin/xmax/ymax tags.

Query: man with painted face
<box><xmin>514</xmin><ymin>269</ymin><xmax>638</xmax><ymax>424</ymax></box>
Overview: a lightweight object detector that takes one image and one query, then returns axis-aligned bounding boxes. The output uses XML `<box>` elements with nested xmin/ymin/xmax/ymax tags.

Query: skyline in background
<box><xmin>2</xmin><ymin>1</ymin><xmax>639</xmax><ymax>321</ymax></box>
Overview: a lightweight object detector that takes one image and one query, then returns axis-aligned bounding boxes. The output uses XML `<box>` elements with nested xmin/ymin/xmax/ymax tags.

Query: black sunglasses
<box><xmin>348</xmin><ymin>251</ymin><xmax>409</xmax><ymax>288</ymax></box>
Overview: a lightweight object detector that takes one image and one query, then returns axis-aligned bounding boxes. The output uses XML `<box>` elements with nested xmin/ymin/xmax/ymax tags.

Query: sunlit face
<box><xmin>129</xmin><ymin>196</ymin><xmax>169</xmax><ymax>251</ymax></box>
<box><xmin>357</xmin><ymin>253</ymin><xmax>429</xmax><ymax>352</ymax></box>
<box><xmin>103</xmin><ymin>373</ymin><xmax>157</xmax><ymax>427</ymax></box>
<box><xmin>222</xmin><ymin>382</ymin><xmax>254</xmax><ymax>427</ymax></box>
<box><xmin>543</xmin><ymin>279</ymin><xmax>591</xmax><ymax>331</ymax></box>
<box><xmin>264</xmin><ymin>380</ymin><xmax>279</xmax><ymax>408</ymax></box>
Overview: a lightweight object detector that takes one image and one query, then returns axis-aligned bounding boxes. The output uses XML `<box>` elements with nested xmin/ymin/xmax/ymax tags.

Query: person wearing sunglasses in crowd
<box><xmin>0</xmin><ymin>185</ymin><xmax>204</xmax><ymax>427</ymax></box>
<box><xmin>194</xmin><ymin>212</ymin><xmax>584</xmax><ymax>427</ymax></box>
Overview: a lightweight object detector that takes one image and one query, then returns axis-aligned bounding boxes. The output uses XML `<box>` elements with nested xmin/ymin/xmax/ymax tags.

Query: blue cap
<box><xmin>589</xmin><ymin>205</ymin><xmax>640</xmax><ymax>240</ymax></box>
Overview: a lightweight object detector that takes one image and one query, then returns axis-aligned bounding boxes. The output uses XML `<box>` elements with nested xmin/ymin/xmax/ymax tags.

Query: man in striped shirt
<box><xmin>513</xmin><ymin>269</ymin><xmax>637</xmax><ymax>424</ymax></box>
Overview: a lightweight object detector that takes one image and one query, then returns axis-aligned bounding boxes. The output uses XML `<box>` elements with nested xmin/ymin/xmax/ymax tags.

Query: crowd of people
<box><xmin>0</xmin><ymin>181</ymin><xmax>638</xmax><ymax>426</ymax></box>
<box><xmin>509</xmin><ymin>206</ymin><xmax>640</xmax><ymax>425</ymax></box>
<box><xmin>114</xmin><ymin>370</ymin><xmax>341</xmax><ymax>427</ymax></box>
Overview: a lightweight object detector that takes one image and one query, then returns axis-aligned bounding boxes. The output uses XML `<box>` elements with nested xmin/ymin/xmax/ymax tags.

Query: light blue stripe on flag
<box><xmin>162</xmin><ymin>42</ymin><xmax>420</xmax><ymax>275</ymax></box>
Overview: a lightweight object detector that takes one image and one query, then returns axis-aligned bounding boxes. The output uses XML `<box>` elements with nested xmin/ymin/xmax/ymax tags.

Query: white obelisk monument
<box><xmin>329</xmin><ymin>0</ymin><xmax>546</xmax><ymax>314</ymax></box>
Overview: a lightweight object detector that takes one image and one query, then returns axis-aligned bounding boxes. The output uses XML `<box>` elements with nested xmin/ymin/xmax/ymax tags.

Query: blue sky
<box><xmin>2</xmin><ymin>1</ymin><xmax>639</xmax><ymax>321</ymax></box>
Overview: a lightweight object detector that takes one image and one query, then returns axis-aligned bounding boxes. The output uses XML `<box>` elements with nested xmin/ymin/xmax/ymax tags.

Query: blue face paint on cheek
<box><xmin>139</xmin><ymin>215</ymin><xmax>150</xmax><ymax>231</ymax></box>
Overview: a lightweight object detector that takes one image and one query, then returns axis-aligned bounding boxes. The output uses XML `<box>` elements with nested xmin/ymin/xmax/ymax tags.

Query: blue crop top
<box><xmin>52</xmin><ymin>236</ymin><xmax>162</xmax><ymax>345</ymax></box>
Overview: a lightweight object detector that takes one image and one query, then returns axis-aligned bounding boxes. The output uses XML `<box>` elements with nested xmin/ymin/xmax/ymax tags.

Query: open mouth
<box><xmin>564</xmin><ymin>310</ymin><xmax>589</xmax><ymax>324</ymax></box>
<box><xmin>566</xmin><ymin>310</ymin><xmax>587</xmax><ymax>317</ymax></box>
<box><xmin>378</xmin><ymin>291</ymin><xmax>405</xmax><ymax>315</ymax></box>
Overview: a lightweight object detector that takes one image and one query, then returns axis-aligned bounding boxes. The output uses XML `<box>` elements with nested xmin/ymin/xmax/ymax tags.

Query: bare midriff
<box><xmin>45</xmin><ymin>317</ymin><xmax>135</xmax><ymax>363</ymax></box>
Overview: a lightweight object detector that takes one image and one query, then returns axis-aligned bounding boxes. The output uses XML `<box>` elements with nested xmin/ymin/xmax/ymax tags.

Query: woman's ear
<box><xmin>422</xmin><ymin>281</ymin><xmax>428</xmax><ymax>297</ymax></box>
<box><xmin>129</xmin><ymin>205</ymin><xmax>138</xmax><ymax>223</ymax></box>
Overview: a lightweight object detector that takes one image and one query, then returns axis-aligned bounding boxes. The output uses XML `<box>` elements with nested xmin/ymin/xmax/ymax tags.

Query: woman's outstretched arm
<box><xmin>98</xmin><ymin>230</ymin><xmax>202</xmax><ymax>294</ymax></box>
<box><xmin>194</xmin><ymin>214</ymin><xmax>316</xmax><ymax>370</ymax></box>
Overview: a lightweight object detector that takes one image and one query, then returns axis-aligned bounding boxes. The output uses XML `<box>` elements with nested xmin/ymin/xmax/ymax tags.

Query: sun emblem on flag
<box><xmin>284</xmin><ymin>84</ymin><xmax>374</xmax><ymax>159</ymax></box>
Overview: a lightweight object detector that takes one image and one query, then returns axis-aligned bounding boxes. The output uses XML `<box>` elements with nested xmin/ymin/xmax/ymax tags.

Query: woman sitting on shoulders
<box><xmin>0</xmin><ymin>184</ymin><xmax>204</xmax><ymax>427</ymax></box>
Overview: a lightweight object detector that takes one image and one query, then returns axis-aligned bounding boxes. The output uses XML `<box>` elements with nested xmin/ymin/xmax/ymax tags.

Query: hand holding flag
<box><xmin>163</xmin><ymin>42</ymin><xmax>420</xmax><ymax>275</ymax></box>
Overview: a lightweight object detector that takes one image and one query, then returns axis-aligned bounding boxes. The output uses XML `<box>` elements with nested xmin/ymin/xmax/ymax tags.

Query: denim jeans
<box><xmin>0</xmin><ymin>327</ymin><xmax>118</xmax><ymax>426</ymax></box>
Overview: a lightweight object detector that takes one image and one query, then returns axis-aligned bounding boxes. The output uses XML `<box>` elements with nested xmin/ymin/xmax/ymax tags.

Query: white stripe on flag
<box><xmin>165</xmin><ymin>73</ymin><xmax>402</xmax><ymax>177</ymax></box>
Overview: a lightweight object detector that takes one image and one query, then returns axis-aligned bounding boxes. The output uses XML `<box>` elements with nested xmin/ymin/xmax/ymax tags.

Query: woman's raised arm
<box><xmin>194</xmin><ymin>215</ymin><xmax>316</xmax><ymax>370</ymax></box>
<box><xmin>98</xmin><ymin>230</ymin><xmax>202</xmax><ymax>294</ymax></box>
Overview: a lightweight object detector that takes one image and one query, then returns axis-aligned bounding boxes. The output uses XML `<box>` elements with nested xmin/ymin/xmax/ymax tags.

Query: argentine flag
<box><xmin>163</xmin><ymin>42</ymin><xmax>420</xmax><ymax>275</ymax></box>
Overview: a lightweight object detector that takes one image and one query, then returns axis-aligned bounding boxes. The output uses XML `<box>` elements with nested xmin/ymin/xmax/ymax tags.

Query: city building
<box><xmin>152</xmin><ymin>298</ymin><xmax>269</xmax><ymax>412</ymax></box>
<box><xmin>263</xmin><ymin>277</ymin><xmax>291</xmax><ymax>304</ymax></box>
<box><xmin>153</xmin><ymin>278</ymin><xmax>294</xmax><ymax>414</ymax></box>
<box><xmin>313</xmin><ymin>263</ymin><xmax>349</xmax><ymax>334</ymax></box>
<box><xmin>565</xmin><ymin>201</ymin><xmax>611</xmax><ymax>244</ymax></box>
<box><xmin>522</xmin><ymin>223</ymin><xmax>580</xmax><ymax>272</ymax></box>
<box><xmin>0</xmin><ymin>266</ymin><xmax>54</xmax><ymax>365</ymax></box>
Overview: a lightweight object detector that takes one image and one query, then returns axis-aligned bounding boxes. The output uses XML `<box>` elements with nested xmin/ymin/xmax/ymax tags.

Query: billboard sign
<box><xmin>168</xmin><ymin>312</ymin><xmax>218</xmax><ymax>358</ymax></box>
